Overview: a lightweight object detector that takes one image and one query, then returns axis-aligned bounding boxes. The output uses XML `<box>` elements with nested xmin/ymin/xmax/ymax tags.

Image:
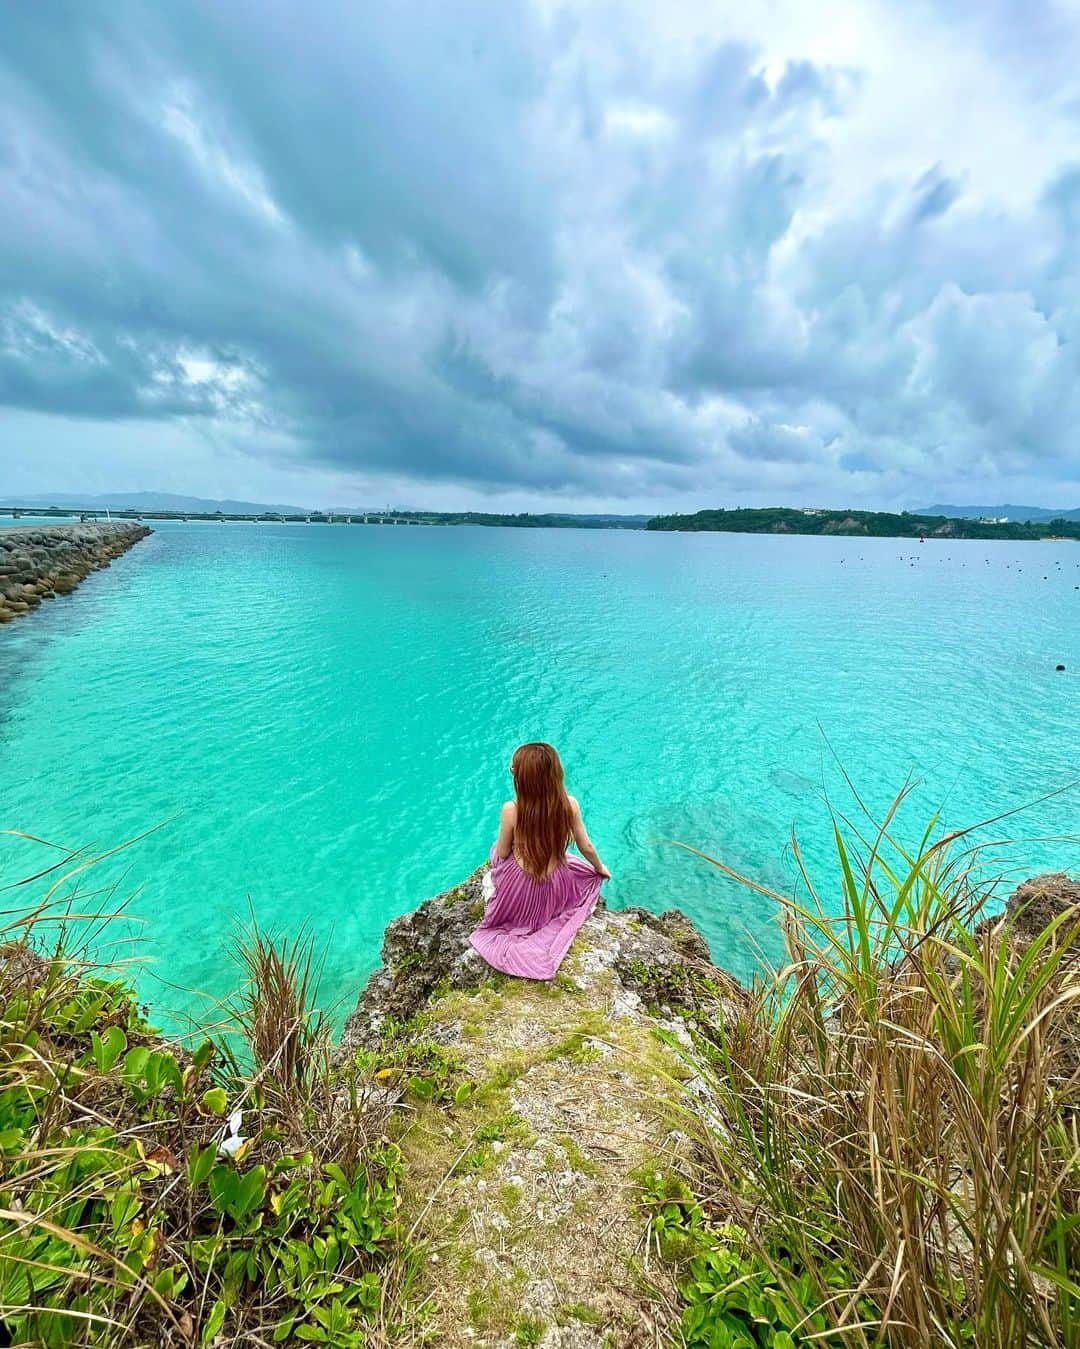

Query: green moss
<box><xmin>545</xmin><ymin>1028</ymin><xmax>603</xmax><ymax>1064</ymax></box>
<box><xmin>465</xmin><ymin>1285</ymin><xmax>492</xmax><ymax>1326</ymax></box>
<box><xmin>543</xmin><ymin>971</ymin><xmax>581</xmax><ymax>996</ymax></box>
<box><xmin>360</xmin><ymin>1034</ymin><xmax>470</xmax><ymax>1104</ymax></box>
<box><xmin>402</xmin><ymin>1092</ymin><xmax>534</xmax><ymax>1195</ymax></box>
<box><xmin>556</xmin><ymin>1133</ymin><xmax>600</xmax><ymax>1177</ymax></box>
<box><xmin>464</xmin><ymin>1267</ymin><xmax>529</xmax><ymax>1332</ymax></box>
<box><xmin>467</xmin><ymin>1078</ymin><xmax>511</xmax><ymax>1115</ymax></box>
<box><xmin>431</xmin><ymin>980</ymin><xmax>505</xmax><ymax>1024</ymax></box>
<box><xmin>557</xmin><ymin>1301</ymin><xmax>604</xmax><ymax>1325</ymax></box>
<box><xmin>489</xmin><ymin>1049</ymin><xmax>529</xmax><ymax>1087</ymax></box>
<box><xmin>369</xmin><ymin>997</ymin><xmax>448</xmax><ymax>1044</ymax></box>
<box><xmin>429</xmin><ymin>975</ymin><xmax>454</xmax><ymax>1002</ymax></box>
<box><xmin>452</xmin><ymin>1241</ymin><xmax>481</xmax><ymax>1280</ymax></box>
<box><xmin>514</xmin><ymin>1314</ymin><xmax>546</xmax><ymax>1344</ymax></box>
<box><xmin>476</xmin><ymin>1110</ymin><xmax>530</xmax><ymax>1143</ymax></box>
<box><xmin>498</xmin><ymin>1181</ymin><xmax>524</xmax><ymax>1215</ymax></box>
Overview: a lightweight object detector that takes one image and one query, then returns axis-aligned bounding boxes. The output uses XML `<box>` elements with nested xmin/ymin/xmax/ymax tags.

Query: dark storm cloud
<box><xmin>2</xmin><ymin>0</ymin><xmax>1079</xmax><ymax>503</ymax></box>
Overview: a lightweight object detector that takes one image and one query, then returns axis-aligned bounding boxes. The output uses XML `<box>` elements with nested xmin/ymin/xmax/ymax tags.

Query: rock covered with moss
<box><xmin>992</xmin><ymin>872</ymin><xmax>1080</xmax><ymax>951</ymax></box>
<box><xmin>341</xmin><ymin>863</ymin><xmax>740</xmax><ymax>1055</ymax></box>
<box><xmin>339</xmin><ymin>864</ymin><xmax>745</xmax><ymax>1346</ymax></box>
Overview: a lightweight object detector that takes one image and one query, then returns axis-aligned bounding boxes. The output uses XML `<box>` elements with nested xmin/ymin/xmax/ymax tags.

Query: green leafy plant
<box><xmin>679</xmin><ymin>1224</ymin><xmax>875</xmax><ymax>1348</ymax></box>
<box><xmin>0</xmin><ymin>832</ymin><xmax>413</xmax><ymax>1347</ymax></box>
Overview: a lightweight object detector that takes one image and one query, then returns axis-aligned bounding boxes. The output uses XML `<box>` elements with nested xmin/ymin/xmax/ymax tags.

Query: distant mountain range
<box><xmin>11</xmin><ymin>491</ymin><xmax>313</xmax><ymax>515</ymax></box>
<box><xmin>921</xmin><ymin>503</ymin><xmax>1080</xmax><ymax>522</ymax></box>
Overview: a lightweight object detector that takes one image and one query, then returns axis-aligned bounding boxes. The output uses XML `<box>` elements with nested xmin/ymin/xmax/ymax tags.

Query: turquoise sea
<box><xmin>1</xmin><ymin>522</ymin><xmax>1077</xmax><ymax>1027</ymax></box>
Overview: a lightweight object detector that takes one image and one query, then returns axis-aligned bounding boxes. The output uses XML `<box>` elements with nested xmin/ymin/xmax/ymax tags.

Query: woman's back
<box><xmin>469</xmin><ymin>742</ymin><xmax>610</xmax><ymax>980</ymax></box>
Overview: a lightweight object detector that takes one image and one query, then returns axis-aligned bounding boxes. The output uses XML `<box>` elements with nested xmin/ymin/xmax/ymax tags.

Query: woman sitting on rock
<box><xmin>470</xmin><ymin>741</ymin><xmax>610</xmax><ymax>980</ymax></box>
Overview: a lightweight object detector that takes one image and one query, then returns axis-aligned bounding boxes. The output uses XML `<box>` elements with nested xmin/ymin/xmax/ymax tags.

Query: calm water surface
<box><xmin>1</xmin><ymin>523</ymin><xmax>1076</xmax><ymax>1026</ymax></box>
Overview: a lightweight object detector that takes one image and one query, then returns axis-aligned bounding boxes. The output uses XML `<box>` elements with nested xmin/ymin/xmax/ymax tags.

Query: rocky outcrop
<box><xmin>340</xmin><ymin>863</ymin><xmax>745</xmax><ymax>1347</ymax></box>
<box><xmin>979</xmin><ymin>872</ymin><xmax>1080</xmax><ymax>955</ymax></box>
<box><xmin>341</xmin><ymin>863</ymin><xmax>742</xmax><ymax>1054</ymax></box>
<box><xmin>0</xmin><ymin>522</ymin><xmax>151</xmax><ymax>622</ymax></box>
<box><xmin>339</xmin><ymin>866</ymin><xmax>1078</xmax><ymax>1346</ymax></box>
<box><xmin>822</xmin><ymin>515</ymin><xmax>865</xmax><ymax>534</ymax></box>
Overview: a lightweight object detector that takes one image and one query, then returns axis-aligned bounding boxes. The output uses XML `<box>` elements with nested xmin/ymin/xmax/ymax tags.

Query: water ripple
<box><xmin>0</xmin><ymin>523</ymin><xmax>1076</xmax><ymax>1024</ymax></box>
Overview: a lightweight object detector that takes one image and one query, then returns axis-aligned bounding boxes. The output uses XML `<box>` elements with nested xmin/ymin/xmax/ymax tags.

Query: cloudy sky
<box><xmin>2</xmin><ymin>1</ymin><xmax>1079</xmax><ymax>512</ymax></box>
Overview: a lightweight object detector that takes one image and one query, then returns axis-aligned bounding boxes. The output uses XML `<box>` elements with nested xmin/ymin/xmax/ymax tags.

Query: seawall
<box><xmin>0</xmin><ymin>521</ymin><xmax>151</xmax><ymax>623</ymax></box>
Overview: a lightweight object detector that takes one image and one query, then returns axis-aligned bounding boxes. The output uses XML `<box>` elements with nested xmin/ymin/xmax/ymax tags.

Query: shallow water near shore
<box><xmin>0</xmin><ymin>521</ymin><xmax>1077</xmax><ymax>1028</ymax></box>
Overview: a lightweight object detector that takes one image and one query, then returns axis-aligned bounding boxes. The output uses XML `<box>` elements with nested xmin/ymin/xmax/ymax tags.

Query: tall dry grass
<box><xmin>678</xmin><ymin>791</ymin><xmax>1080</xmax><ymax>1347</ymax></box>
<box><xmin>228</xmin><ymin>913</ymin><xmax>327</xmax><ymax>1094</ymax></box>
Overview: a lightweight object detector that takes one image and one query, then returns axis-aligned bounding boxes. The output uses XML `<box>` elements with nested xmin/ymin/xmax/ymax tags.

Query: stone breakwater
<box><xmin>0</xmin><ymin>522</ymin><xmax>151</xmax><ymax>623</ymax></box>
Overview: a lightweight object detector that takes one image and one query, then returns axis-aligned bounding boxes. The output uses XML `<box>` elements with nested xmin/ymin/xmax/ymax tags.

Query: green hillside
<box><xmin>646</xmin><ymin>506</ymin><xmax>1080</xmax><ymax>541</ymax></box>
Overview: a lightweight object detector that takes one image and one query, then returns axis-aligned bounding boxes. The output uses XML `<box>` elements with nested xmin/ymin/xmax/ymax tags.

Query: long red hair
<box><xmin>511</xmin><ymin>742</ymin><xmax>574</xmax><ymax>880</ymax></box>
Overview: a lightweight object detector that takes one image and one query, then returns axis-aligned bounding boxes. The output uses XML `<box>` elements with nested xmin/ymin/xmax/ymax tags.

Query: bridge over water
<box><xmin>0</xmin><ymin>506</ymin><xmax>440</xmax><ymax>526</ymax></box>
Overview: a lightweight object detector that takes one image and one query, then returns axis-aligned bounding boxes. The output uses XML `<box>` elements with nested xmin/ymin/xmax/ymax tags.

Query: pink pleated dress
<box><xmin>469</xmin><ymin>845</ymin><xmax>603</xmax><ymax>979</ymax></box>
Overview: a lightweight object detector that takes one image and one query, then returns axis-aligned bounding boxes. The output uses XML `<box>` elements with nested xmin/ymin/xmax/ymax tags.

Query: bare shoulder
<box><xmin>566</xmin><ymin>793</ymin><xmax>581</xmax><ymax>815</ymax></box>
<box><xmin>501</xmin><ymin>800</ymin><xmax>517</xmax><ymax>821</ymax></box>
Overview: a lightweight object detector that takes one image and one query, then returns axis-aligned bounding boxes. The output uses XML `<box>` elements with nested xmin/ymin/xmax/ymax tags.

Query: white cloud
<box><xmin>160</xmin><ymin>87</ymin><xmax>285</xmax><ymax>226</ymax></box>
<box><xmin>0</xmin><ymin>0</ymin><xmax>1078</xmax><ymax>510</ymax></box>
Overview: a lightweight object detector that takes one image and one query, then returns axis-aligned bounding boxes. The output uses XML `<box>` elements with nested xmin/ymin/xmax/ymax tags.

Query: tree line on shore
<box><xmin>646</xmin><ymin>505</ymin><xmax>1080</xmax><ymax>539</ymax></box>
<box><xmin>646</xmin><ymin>505</ymin><xmax>1080</xmax><ymax>540</ymax></box>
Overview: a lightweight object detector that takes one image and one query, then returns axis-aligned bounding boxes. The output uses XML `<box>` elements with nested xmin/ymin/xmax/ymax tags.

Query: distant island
<box><xmin>646</xmin><ymin>506</ymin><xmax>1080</xmax><ymax>541</ymax></box>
